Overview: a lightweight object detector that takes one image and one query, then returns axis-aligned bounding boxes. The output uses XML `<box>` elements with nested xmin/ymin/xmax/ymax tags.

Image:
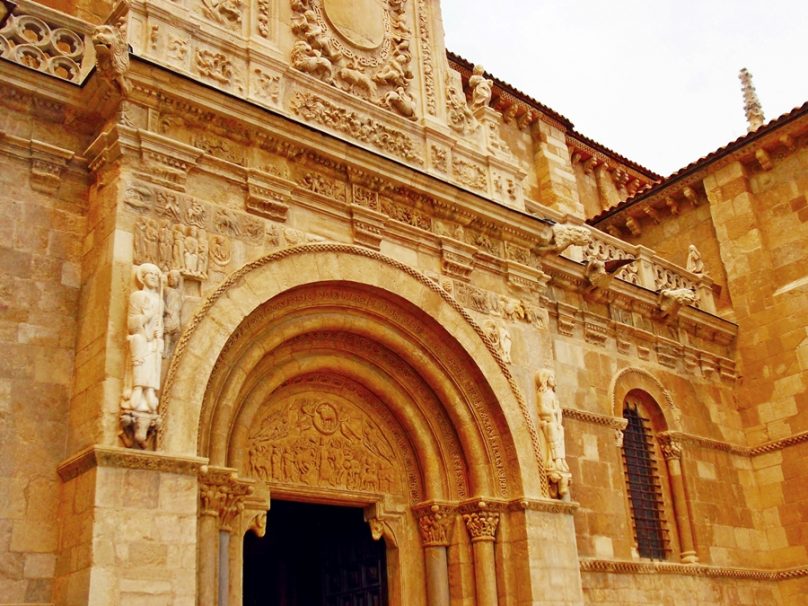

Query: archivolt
<box><xmin>159</xmin><ymin>243</ymin><xmax>548</xmax><ymax>497</ymax></box>
<box><xmin>609</xmin><ymin>366</ymin><xmax>681</xmax><ymax>431</ymax></box>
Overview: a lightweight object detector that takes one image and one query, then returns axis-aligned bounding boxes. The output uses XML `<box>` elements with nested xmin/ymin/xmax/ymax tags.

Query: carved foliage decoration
<box><xmin>290</xmin><ymin>92</ymin><xmax>422</xmax><ymax>163</ymax></box>
<box><xmin>247</xmin><ymin>395</ymin><xmax>409</xmax><ymax>498</ymax></box>
<box><xmin>200</xmin><ymin>0</ymin><xmax>243</xmax><ymax>31</ymax></box>
<box><xmin>288</xmin><ymin>0</ymin><xmax>417</xmax><ymax>120</ymax></box>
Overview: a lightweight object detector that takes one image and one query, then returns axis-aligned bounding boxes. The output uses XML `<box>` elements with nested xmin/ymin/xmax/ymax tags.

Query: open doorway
<box><xmin>243</xmin><ymin>500</ymin><xmax>388</xmax><ymax>606</ymax></box>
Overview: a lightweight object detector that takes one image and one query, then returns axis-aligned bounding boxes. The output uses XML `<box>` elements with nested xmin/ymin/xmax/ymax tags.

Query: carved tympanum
<box><xmin>247</xmin><ymin>396</ymin><xmax>405</xmax><ymax>496</ymax></box>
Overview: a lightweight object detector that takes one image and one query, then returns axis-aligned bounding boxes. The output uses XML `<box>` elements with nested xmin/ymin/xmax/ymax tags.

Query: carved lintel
<box><xmin>350</xmin><ymin>204</ymin><xmax>386</xmax><ymax>250</ymax></box>
<box><xmin>440</xmin><ymin>237</ymin><xmax>477</xmax><ymax>281</ymax></box>
<box><xmin>198</xmin><ymin>466</ymin><xmax>255</xmax><ymax>531</ymax></box>
<box><xmin>413</xmin><ymin>502</ymin><xmax>456</xmax><ymax>547</ymax></box>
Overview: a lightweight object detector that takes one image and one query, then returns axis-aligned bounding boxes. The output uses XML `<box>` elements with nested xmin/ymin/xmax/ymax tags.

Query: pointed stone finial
<box><xmin>739</xmin><ymin>68</ymin><xmax>765</xmax><ymax>132</ymax></box>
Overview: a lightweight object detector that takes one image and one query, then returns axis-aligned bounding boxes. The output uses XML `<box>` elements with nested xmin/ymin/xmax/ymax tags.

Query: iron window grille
<box><xmin>622</xmin><ymin>400</ymin><xmax>670</xmax><ymax>560</ymax></box>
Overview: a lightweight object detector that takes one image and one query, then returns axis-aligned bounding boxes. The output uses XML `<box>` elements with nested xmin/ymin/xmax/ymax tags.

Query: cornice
<box><xmin>562</xmin><ymin>408</ymin><xmax>627</xmax><ymax>431</ymax></box>
<box><xmin>57</xmin><ymin>445</ymin><xmax>207</xmax><ymax>481</ymax></box>
<box><xmin>580</xmin><ymin>558</ymin><xmax>808</xmax><ymax>581</ymax></box>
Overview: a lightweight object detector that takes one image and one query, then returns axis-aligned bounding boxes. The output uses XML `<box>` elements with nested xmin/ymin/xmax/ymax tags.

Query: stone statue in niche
<box><xmin>686</xmin><ymin>244</ymin><xmax>706</xmax><ymax>275</ymax></box>
<box><xmin>120</xmin><ymin>263</ymin><xmax>164</xmax><ymax>449</ymax></box>
<box><xmin>484</xmin><ymin>319</ymin><xmax>512</xmax><ymax>364</ymax></box>
<box><xmin>468</xmin><ymin>64</ymin><xmax>492</xmax><ymax>115</ymax></box>
<box><xmin>535</xmin><ymin>369</ymin><xmax>571</xmax><ymax>498</ymax></box>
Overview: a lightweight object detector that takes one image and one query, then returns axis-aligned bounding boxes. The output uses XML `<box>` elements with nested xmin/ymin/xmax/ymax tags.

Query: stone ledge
<box><xmin>580</xmin><ymin>558</ymin><xmax>808</xmax><ymax>581</ymax></box>
<box><xmin>57</xmin><ymin>445</ymin><xmax>208</xmax><ymax>481</ymax></box>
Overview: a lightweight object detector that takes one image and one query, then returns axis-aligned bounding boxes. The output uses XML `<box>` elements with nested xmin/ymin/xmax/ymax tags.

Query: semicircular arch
<box><xmin>160</xmin><ymin>243</ymin><xmax>547</xmax><ymax>499</ymax></box>
<box><xmin>609</xmin><ymin>366</ymin><xmax>681</xmax><ymax>431</ymax></box>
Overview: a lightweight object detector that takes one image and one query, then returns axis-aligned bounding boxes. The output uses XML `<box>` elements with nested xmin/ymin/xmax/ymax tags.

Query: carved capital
<box><xmin>413</xmin><ymin>503</ymin><xmax>456</xmax><ymax>547</ymax></box>
<box><xmin>658</xmin><ymin>433</ymin><xmax>683</xmax><ymax>461</ymax></box>
<box><xmin>198</xmin><ymin>466</ymin><xmax>255</xmax><ymax>531</ymax></box>
<box><xmin>459</xmin><ymin>501</ymin><xmax>501</xmax><ymax>542</ymax></box>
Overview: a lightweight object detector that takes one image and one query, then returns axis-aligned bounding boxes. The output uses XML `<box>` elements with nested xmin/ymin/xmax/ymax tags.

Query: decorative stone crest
<box><xmin>288</xmin><ymin>0</ymin><xmax>416</xmax><ymax>119</ymax></box>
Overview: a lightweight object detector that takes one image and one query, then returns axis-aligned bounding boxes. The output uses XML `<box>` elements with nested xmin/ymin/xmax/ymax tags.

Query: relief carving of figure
<box><xmin>120</xmin><ymin>263</ymin><xmax>164</xmax><ymax>449</ymax></box>
<box><xmin>536</xmin><ymin>369</ymin><xmax>570</xmax><ymax>498</ymax></box>
<box><xmin>468</xmin><ymin>64</ymin><xmax>492</xmax><ymax>114</ymax></box>
<box><xmin>382</xmin><ymin>86</ymin><xmax>417</xmax><ymax>120</ymax></box>
<box><xmin>162</xmin><ymin>270</ymin><xmax>183</xmax><ymax>360</ymax></box>
<box><xmin>291</xmin><ymin>40</ymin><xmax>335</xmax><ymax>83</ymax></box>
<box><xmin>337</xmin><ymin>61</ymin><xmax>377</xmax><ymax>99</ymax></box>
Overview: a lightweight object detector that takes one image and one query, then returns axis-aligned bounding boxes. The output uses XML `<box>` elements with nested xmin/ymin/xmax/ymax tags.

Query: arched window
<box><xmin>622</xmin><ymin>396</ymin><xmax>670</xmax><ymax>560</ymax></box>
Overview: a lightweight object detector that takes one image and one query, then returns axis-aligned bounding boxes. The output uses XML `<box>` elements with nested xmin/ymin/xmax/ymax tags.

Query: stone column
<box><xmin>198</xmin><ymin>467</ymin><xmax>255</xmax><ymax>606</ymax></box>
<box><xmin>413</xmin><ymin>503</ymin><xmax>456</xmax><ymax>606</ymax></box>
<box><xmin>658</xmin><ymin>434</ymin><xmax>698</xmax><ymax>563</ymax></box>
<box><xmin>461</xmin><ymin>501</ymin><xmax>501</xmax><ymax>606</ymax></box>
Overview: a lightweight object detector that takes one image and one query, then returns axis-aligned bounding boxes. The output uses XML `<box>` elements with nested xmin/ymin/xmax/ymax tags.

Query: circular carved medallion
<box><xmin>313</xmin><ymin>401</ymin><xmax>340</xmax><ymax>434</ymax></box>
<box><xmin>322</xmin><ymin>0</ymin><xmax>386</xmax><ymax>50</ymax></box>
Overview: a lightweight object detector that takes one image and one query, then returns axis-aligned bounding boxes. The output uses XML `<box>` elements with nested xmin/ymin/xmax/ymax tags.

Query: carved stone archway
<box><xmin>161</xmin><ymin>244</ymin><xmax>551</xmax><ymax>605</ymax></box>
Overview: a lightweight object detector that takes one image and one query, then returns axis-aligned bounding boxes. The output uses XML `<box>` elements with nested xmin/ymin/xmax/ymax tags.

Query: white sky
<box><xmin>440</xmin><ymin>0</ymin><xmax>808</xmax><ymax>177</ymax></box>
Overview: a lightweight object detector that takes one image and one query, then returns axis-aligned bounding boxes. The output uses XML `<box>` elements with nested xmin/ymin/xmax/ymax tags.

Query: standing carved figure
<box><xmin>162</xmin><ymin>270</ymin><xmax>183</xmax><ymax>360</ymax></box>
<box><xmin>536</xmin><ymin>369</ymin><xmax>571</xmax><ymax>498</ymax></box>
<box><xmin>120</xmin><ymin>263</ymin><xmax>164</xmax><ymax>449</ymax></box>
<box><xmin>686</xmin><ymin>244</ymin><xmax>705</xmax><ymax>275</ymax></box>
<box><xmin>468</xmin><ymin>64</ymin><xmax>492</xmax><ymax>114</ymax></box>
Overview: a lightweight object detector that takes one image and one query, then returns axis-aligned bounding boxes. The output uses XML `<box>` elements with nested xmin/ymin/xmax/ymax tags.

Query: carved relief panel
<box><xmin>287</xmin><ymin>0</ymin><xmax>418</xmax><ymax>121</ymax></box>
<box><xmin>247</xmin><ymin>386</ymin><xmax>419</xmax><ymax>501</ymax></box>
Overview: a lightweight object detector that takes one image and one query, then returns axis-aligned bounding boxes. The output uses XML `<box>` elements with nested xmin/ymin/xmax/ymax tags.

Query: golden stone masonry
<box><xmin>1</xmin><ymin>0</ymin><xmax>807</xmax><ymax>604</ymax></box>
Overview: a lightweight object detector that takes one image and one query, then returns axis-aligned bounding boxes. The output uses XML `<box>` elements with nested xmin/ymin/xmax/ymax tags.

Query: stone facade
<box><xmin>0</xmin><ymin>0</ymin><xmax>806</xmax><ymax>604</ymax></box>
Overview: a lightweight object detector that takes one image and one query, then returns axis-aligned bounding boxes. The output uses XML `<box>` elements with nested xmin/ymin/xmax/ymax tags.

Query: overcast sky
<box><xmin>440</xmin><ymin>0</ymin><xmax>808</xmax><ymax>176</ymax></box>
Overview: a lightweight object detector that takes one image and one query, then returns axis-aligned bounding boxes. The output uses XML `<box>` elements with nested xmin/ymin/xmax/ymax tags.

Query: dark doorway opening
<box><xmin>243</xmin><ymin>500</ymin><xmax>388</xmax><ymax>606</ymax></box>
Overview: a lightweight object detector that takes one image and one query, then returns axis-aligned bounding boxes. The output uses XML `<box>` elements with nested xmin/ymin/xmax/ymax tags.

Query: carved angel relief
<box><xmin>288</xmin><ymin>0</ymin><xmax>417</xmax><ymax>120</ymax></box>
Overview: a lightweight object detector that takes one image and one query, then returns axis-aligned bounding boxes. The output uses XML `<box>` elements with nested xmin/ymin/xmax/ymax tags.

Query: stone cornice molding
<box><xmin>507</xmin><ymin>497</ymin><xmax>579</xmax><ymax>515</ymax></box>
<box><xmin>579</xmin><ymin>558</ymin><xmax>808</xmax><ymax>581</ymax></box>
<box><xmin>562</xmin><ymin>408</ymin><xmax>628</xmax><ymax>431</ymax></box>
<box><xmin>57</xmin><ymin>445</ymin><xmax>207</xmax><ymax>481</ymax></box>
